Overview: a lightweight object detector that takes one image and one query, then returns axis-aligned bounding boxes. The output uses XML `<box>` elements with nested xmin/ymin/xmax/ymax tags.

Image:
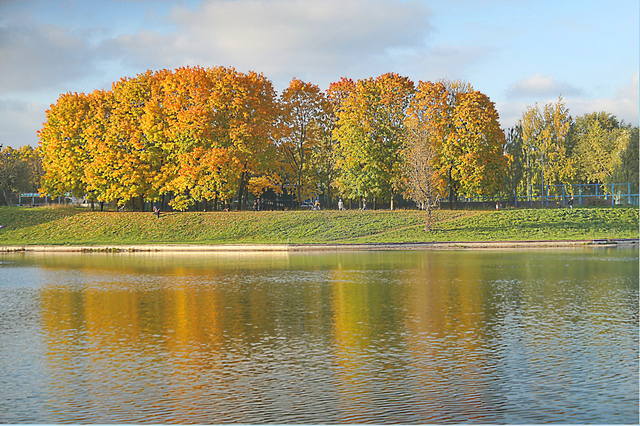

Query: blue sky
<box><xmin>1</xmin><ymin>0</ymin><xmax>637</xmax><ymax>147</ymax></box>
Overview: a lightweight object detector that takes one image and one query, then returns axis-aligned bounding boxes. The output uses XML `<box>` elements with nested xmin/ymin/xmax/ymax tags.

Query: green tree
<box><xmin>333</xmin><ymin>73</ymin><xmax>415</xmax><ymax>209</ymax></box>
<box><xmin>520</xmin><ymin>97</ymin><xmax>574</xmax><ymax>197</ymax></box>
<box><xmin>0</xmin><ymin>146</ymin><xmax>31</xmax><ymax>205</ymax></box>
<box><xmin>572</xmin><ymin>112</ymin><xmax>633</xmax><ymax>186</ymax></box>
<box><xmin>504</xmin><ymin>124</ymin><xmax>524</xmax><ymax>203</ymax></box>
<box><xmin>612</xmin><ymin>127</ymin><xmax>639</xmax><ymax>188</ymax></box>
<box><xmin>17</xmin><ymin>145</ymin><xmax>43</xmax><ymax>193</ymax></box>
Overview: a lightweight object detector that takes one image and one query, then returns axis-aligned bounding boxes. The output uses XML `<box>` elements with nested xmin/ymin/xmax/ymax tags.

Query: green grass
<box><xmin>0</xmin><ymin>206</ymin><xmax>637</xmax><ymax>245</ymax></box>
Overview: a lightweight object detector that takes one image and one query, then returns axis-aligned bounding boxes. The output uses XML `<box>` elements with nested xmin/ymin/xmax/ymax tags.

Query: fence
<box><xmin>456</xmin><ymin>183</ymin><xmax>639</xmax><ymax>208</ymax></box>
<box><xmin>10</xmin><ymin>182</ymin><xmax>640</xmax><ymax>210</ymax></box>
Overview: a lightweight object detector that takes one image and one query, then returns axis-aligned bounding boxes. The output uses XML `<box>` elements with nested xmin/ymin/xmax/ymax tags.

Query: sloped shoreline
<box><xmin>1</xmin><ymin>238</ymin><xmax>637</xmax><ymax>253</ymax></box>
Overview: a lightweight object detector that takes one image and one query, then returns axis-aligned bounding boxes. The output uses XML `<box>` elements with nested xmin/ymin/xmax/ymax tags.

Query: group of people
<box><xmin>151</xmin><ymin>195</ymin><xmax>577</xmax><ymax>216</ymax></box>
<box><xmin>311</xmin><ymin>197</ymin><xmax>370</xmax><ymax>210</ymax></box>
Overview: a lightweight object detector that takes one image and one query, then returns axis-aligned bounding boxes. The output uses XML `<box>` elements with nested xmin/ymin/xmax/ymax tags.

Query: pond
<box><xmin>0</xmin><ymin>248</ymin><xmax>637</xmax><ymax>424</ymax></box>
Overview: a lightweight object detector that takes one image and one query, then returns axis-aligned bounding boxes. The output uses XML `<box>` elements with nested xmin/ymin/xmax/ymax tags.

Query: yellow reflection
<box><xmin>401</xmin><ymin>253</ymin><xmax>492</xmax><ymax>420</ymax></box>
<box><xmin>39</xmin><ymin>272</ymin><xmax>229</xmax><ymax>422</ymax></box>
<box><xmin>330</xmin><ymin>266</ymin><xmax>376</xmax><ymax>421</ymax></box>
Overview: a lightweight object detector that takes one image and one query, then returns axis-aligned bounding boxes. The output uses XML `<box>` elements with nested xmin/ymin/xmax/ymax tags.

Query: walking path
<box><xmin>0</xmin><ymin>239</ymin><xmax>637</xmax><ymax>253</ymax></box>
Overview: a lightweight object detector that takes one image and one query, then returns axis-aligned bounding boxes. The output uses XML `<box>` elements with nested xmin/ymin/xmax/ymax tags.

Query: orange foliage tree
<box><xmin>278</xmin><ymin>78</ymin><xmax>330</xmax><ymax>203</ymax></box>
<box><xmin>447</xmin><ymin>91</ymin><xmax>507</xmax><ymax>198</ymax></box>
<box><xmin>38</xmin><ymin>67</ymin><xmax>512</xmax><ymax>211</ymax></box>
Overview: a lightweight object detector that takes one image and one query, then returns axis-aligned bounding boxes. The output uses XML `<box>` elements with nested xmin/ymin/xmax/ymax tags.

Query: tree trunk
<box><xmin>424</xmin><ymin>204</ymin><xmax>433</xmax><ymax>231</ymax></box>
<box><xmin>448</xmin><ymin>167</ymin><xmax>456</xmax><ymax>209</ymax></box>
<box><xmin>237</xmin><ymin>172</ymin><xmax>246</xmax><ymax>211</ymax></box>
<box><xmin>243</xmin><ymin>188</ymin><xmax>249</xmax><ymax>211</ymax></box>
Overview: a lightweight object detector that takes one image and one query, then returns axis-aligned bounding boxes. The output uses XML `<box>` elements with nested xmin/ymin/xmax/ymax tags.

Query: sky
<box><xmin>1</xmin><ymin>0</ymin><xmax>638</xmax><ymax>147</ymax></box>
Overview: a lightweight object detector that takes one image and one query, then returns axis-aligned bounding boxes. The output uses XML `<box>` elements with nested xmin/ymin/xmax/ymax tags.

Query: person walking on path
<box><xmin>338</xmin><ymin>198</ymin><xmax>344</xmax><ymax>211</ymax></box>
<box><xmin>153</xmin><ymin>205</ymin><xmax>161</xmax><ymax>218</ymax></box>
<box><xmin>568</xmin><ymin>196</ymin><xmax>574</xmax><ymax>209</ymax></box>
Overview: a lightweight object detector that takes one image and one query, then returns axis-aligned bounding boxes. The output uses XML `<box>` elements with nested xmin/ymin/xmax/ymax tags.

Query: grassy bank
<box><xmin>0</xmin><ymin>206</ymin><xmax>637</xmax><ymax>245</ymax></box>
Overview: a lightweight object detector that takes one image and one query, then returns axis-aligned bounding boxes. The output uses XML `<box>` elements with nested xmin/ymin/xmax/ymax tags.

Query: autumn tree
<box><xmin>446</xmin><ymin>91</ymin><xmax>507</xmax><ymax>198</ymax></box>
<box><xmin>227</xmin><ymin>70</ymin><xmax>279</xmax><ymax>210</ymax></box>
<box><xmin>402</xmin><ymin>120</ymin><xmax>441</xmax><ymax>230</ymax></box>
<box><xmin>81</xmin><ymin>89</ymin><xmax>114</xmax><ymax>208</ymax></box>
<box><xmin>520</xmin><ymin>97</ymin><xmax>574</xmax><ymax>196</ymax></box>
<box><xmin>409</xmin><ymin>80</ymin><xmax>478</xmax><ymax>205</ymax></box>
<box><xmin>169</xmin><ymin>147</ymin><xmax>240</xmax><ymax>210</ymax></box>
<box><xmin>307</xmin><ymin>77</ymin><xmax>356</xmax><ymax>207</ymax></box>
<box><xmin>409</xmin><ymin>81</ymin><xmax>505</xmax><ymax>204</ymax></box>
<box><xmin>37</xmin><ymin>65</ymin><xmax>636</xmax><ymax>213</ymax></box>
<box><xmin>405</xmin><ymin>81</ymin><xmax>449</xmax><ymax>199</ymax></box>
<box><xmin>278</xmin><ymin>79</ymin><xmax>330</xmax><ymax>203</ymax></box>
<box><xmin>38</xmin><ymin>92</ymin><xmax>92</xmax><ymax>197</ymax></box>
<box><xmin>247</xmin><ymin>174</ymin><xmax>283</xmax><ymax>199</ymax></box>
<box><xmin>83</xmin><ymin>71</ymin><xmax>167</xmax><ymax>209</ymax></box>
<box><xmin>333</xmin><ymin>73</ymin><xmax>415</xmax><ymax>209</ymax></box>
<box><xmin>571</xmin><ymin>112</ymin><xmax>634</xmax><ymax>187</ymax></box>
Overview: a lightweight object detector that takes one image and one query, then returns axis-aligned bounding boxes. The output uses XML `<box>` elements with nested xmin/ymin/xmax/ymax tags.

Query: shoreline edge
<box><xmin>0</xmin><ymin>239</ymin><xmax>638</xmax><ymax>253</ymax></box>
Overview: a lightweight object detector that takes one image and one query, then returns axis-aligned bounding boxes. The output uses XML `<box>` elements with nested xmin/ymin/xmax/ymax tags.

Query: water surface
<box><xmin>0</xmin><ymin>248</ymin><xmax>638</xmax><ymax>424</ymax></box>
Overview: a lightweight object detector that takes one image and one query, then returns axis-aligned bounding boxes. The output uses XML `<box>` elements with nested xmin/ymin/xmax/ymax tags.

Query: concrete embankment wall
<box><xmin>0</xmin><ymin>239</ymin><xmax>637</xmax><ymax>253</ymax></box>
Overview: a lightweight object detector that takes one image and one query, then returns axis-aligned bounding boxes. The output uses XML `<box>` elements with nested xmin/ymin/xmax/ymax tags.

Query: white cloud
<box><xmin>507</xmin><ymin>74</ymin><xmax>582</xmax><ymax>98</ymax></box>
<box><xmin>565</xmin><ymin>72</ymin><xmax>638</xmax><ymax>125</ymax></box>
<box><xmin>0</xmin><ymin>23</ymin><xmax>99</xmax><ymax>93</ymax></box>
<box><xmin>5</xmin><ymin>0</ymin><xmax>494</xmax><ymax>146</ymax></box>
<box><xmin>0</xmin><ymin>99</ymin><xmax>46</xmax><ymax>147</ymax></box>
<box><xmin>388</xmin><ymin>44</ymin><xmax>496</xmax><ymax>83</ymax></box>
<box><xmin>106</xmin><ymin>0</ymin><xmax>436</xmax><ymax>87</ymax></box>
<box><xmin>497</xmin><ymin>73</ymin><xmax>638</xmax><ymax>128</ymax></box>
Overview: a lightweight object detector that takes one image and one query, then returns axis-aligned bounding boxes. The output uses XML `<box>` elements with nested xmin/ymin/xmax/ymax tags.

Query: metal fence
<box><xmin>457</xmin><ymin>183</ymin><xmax>639</xmax><ymax>208</ymax></box>
<box><xmin>12</xmin><ymin>182</ymin><xmax>640</xmax><ymax>210</ymax></box>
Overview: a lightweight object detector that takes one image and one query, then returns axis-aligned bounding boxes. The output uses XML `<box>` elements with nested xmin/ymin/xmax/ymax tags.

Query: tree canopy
<box><xmin>28</xmin><ymin>66</ymin><xmax>639</xmax><ymax>211</ymax></box>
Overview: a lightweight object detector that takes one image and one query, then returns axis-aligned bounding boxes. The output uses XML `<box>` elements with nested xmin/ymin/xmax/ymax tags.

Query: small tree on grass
<box><xmin>0</xmin><ymin>145</ymin><xmax>32</xmax><ymax>206</ymax></box>
<box><xmin>403</xmin><ymin>127</ymin><xmax>441</xmax><ymax>231</ymax></box>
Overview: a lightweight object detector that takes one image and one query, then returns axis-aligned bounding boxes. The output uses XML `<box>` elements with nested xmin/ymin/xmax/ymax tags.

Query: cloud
<box><xmin>388</xmin><ymin>44</ymin><xmax>497</xmax><ymax>83</ymax></box>
<box><xmin>3</xmin><ymin>0</ymin><xmax>495</xmax><ymax>147</ymax></box>
<box><xmin>0</xmin><ymin>23</ymin><xmax>99</xmax><ymax>93</ymax></box>
<box><xmin>507</xmin><ymin>74</ymin><xmax>583</xmax><ymax>98</ymax></box>
<box><xmin>565</xmin><ymin>72</ymin><xmax>638</xmax><ymax>125</ymax></box>
<box><xmin>106</xmin><ymin>0</ymin><xmax>435</xmax><ymax>86</ymax></box>
<box><xmin>497</xmin><ymin>73</ymin><xmax>638</xmax><ymax>128</ymax></box>
<box><xmin>0</xmin><ymin>98</ymin><xmax>46</xmax><ymax>147</ymax></box>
